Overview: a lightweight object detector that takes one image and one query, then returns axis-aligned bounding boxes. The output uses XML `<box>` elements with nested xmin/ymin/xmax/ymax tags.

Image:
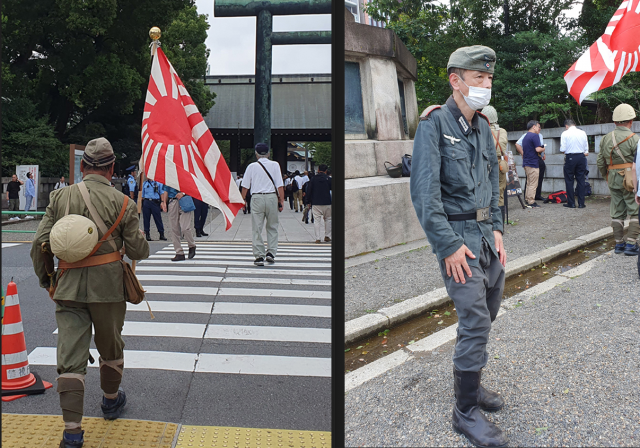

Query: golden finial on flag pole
<box><xmin>149</xmin><ymin>27</ymin><xmax>161</xmax><ymax>57</ymax></box>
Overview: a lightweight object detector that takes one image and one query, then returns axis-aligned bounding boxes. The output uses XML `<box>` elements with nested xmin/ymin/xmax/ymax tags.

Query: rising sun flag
<box><xmin>141</xmin><ymin>47</ymin><xmax>244</xmax><ymax>229</ymax></box>
<box><xmin>564</xmin><ymin>0</ymin><xmax>640</xmax><ymax>104</ymax></box>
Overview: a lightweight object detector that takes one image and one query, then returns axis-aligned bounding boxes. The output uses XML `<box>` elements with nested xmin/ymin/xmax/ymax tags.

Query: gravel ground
<box><xmin>345</xmin><ymin>250</ymin><xmax>640</xmax><ymax>447</ymax></box>
<box><xmin>1</xmin><ymin>206</ymin><xmax>221</xmax><ymax>243</ymax></box>
<box><xmin>345</xmin><ymin>195</ymin><xmax>616</xmax><ymax>320</ymax></box>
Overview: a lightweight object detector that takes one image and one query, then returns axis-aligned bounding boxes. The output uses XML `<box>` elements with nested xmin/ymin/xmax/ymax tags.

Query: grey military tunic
<box><xmin>411</xmin><ymin>96</ymin><xmax>503</xmax><ymax>264</ymax></box>
<box><xmin>410</xmin><ymin>96</ymin><xmax>505</xmax><ymax>372</ymax></box>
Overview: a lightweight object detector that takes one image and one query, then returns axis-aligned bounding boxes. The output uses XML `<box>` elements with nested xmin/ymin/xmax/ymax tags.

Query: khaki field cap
<box><xmin>481</xmin><ymin>105</ymin><xmax>499</xmax><ymax>124</ymax></box>
<box><xmin>83</xmin><ymin>137</ymin><xmax>116</xmax><ymax>167</ymax></box>
<box><xmin>448</xmin><ymin>45</ymin><xmax>496</xmax><ymax>74</ymax></box>
<box><xmin>50</xmin><ymin>214</ymin><xmax>99</xmax><ymax>263</ymax></box>
<box><xmin>612</xmin><ymin>103</ymin><xmax>636</xmax><ymax>122</ymax></box>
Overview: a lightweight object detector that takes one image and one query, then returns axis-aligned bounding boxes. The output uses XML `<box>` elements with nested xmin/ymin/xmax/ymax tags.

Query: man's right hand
<box><xmin>635</xmin><ymin>194</ymin><xmax>640</xmax><ymax>205</ymax></box>
<box><xmin>444</xmin><ymin>244</ymin><xmax>476</xmax><ymax>284</ymax></box>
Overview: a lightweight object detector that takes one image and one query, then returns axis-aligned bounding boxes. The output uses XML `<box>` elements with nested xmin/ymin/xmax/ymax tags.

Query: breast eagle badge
<box><xmin>443</xmin><ymin>134</ymin><xmax>461</xmax><ymax>145</ymax></box>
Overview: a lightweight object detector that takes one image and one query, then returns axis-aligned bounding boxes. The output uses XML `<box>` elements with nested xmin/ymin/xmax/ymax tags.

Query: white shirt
<box><xmin>235</xmin><ymin>178</ymin><xmax>242</xmax><ymax>189</ymax></box>
<box><xmin>242</xmin><ymin>159</ymin><xmax>284</xmax><ymax>194</ymax></box>
<box><xmin>54</xmin><ymin>181</ymin><xmax>68</xmax><ymax>190</ymax></box>
<box><xmin>560</xmin><ymin>126</ymin><xmax>588</xmax><ymax>154</ymax></box>
<box><xmin>284</xmin><ymin>178</ymin><xmax>292</xmax><ymax>187</ymax></box>
<box><xmin>294</xmin><ymin>175</ymin><xmax>305</xmax><ymax>189</ymax></box>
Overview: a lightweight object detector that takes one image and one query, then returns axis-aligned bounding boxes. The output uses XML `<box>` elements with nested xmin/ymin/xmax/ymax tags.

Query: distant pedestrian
<box><xmin>521</xmin><ymin>120</ymin><xmax>545</xmax><ymax>207</ymax></box>
<box><xmin>54</xmin><ymin>176</ymin><xmax>68</xmax><ymax>190</ymax></box>
<box><xmin>6</xmin><ymin>174</ymin><xmax>23</xmax><ymax>221</ymax></box>
<box><xmin>302</xmin><ymin>172</ymin><xmax>315</xmax><ymax>224</ymax></box>
<box><xmin>24</xmin><ymin>172</ymin><xmax>36</xmax><ymax>217</ymax></box>
<box><xmin>141</xmin><ymin>179</ymin><xmax>167</xmax><ymax>241</ymax></box>
<box><xmin>597</xmin><ymin>104</ymin><xmax>639</xmax><ymax>256</ymax></box>
<box><xmin>125</xmin><ymin>169</ymin><xmax>138</xmax><ymax>202</ymax></box>
<box><xmin>560</xmin><ymin>119</ymin><xmax>589</xmax><ymax>209</ymax></box>
<box><xmin>284</xmin><ymin>174</ymin><xmax>294</xmax><ymax>210</ymax></box>
<box><xmin>241</xmin><ymin>143</ymin><xmax>284</xmax><ymax>266</ymax></box>
<box><xmin>293</xmin><ymin>170</ymin><xmax>304</xmax><ymax>212</ymax></box>
<box><xmin>163</xmin><ymin>186</ymin><xmax>197</xmax><ymax>261</ymax></box>
<box><xmin>516</xmin><ymin>128</ymin><xmax>546</xmax><ymax>201</ymax></box>
<box><xmin>306</xmin><ymin>164</ymin><xmax>332</xmax><ymax>243</ymax></box>
<box><xmin>193</xmin><ymin>198</ymin><xmax>209</xmax><ymax>238</ymax></box>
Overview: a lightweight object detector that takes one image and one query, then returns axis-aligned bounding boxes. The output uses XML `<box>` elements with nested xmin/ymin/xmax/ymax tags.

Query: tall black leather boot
<box><xmin>453</xmin><ymin>367</ymin><xmax>505</xmax><ymax>412</ymax></box>
<box><xmin>452</xmin><ymin>369</ymin><xmax>508</xmax><ymax>447</ymax></box>
<box><xmin>145</xmin><ymin>232</ymin><xmax>152</xmax><ymax>241</ymax></box>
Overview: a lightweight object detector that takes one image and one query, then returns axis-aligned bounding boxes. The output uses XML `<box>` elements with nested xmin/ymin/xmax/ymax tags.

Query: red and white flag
<box><xmin>564</xmin><ymin>0</ymin><xmax>640</xmax><ymax>104</ymax></box>
<box><xmin>141</xmin><ymin>47</ymin><xmax>243</xmax><ymax>229</ymax></box>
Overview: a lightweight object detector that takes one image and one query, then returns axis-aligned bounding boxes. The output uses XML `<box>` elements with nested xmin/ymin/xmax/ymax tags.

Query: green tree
<box><xmin>1</xmin><ymin>0</ymin><xmax>214</xmax><ymax>169</ymax></box>
<box><xmin>302</xmin><ymin>142</ymin><xmax>332</xmax><ymax>168</ymax></box>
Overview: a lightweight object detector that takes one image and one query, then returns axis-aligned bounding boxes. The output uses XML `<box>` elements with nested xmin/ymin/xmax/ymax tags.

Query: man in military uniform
<box><xmin>482</xmin><ymin>106</ymin><xmax>508</xmax><ymax>223</ymax></box>
<box><xmin>31</xmin><ymin>138</ymin><xmax>149</xmax><ymax>448</ymax></box>
<box><xmin>411</xmin><ymin>46</ymin><xmax>507</xmax><ymax>447</ymax></box>
<box><xmin>141</xmin><ymin>178</ymin><xmax>167</xmax><ymax>241</ymax></box>
<box><xmin>597</xmin><ymin>104</ymin><xmax>640</xmax><ymax>256</ymax></box>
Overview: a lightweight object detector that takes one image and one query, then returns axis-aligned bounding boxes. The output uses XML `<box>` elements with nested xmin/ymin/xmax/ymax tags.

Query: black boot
<box><xmin>196</xmin><ymin>229</ymin><xmax>202</xmax><ymax>238</ymax></box>
<box><xmin>159</xmin><ymin>233</ymin><xmax>167</xmax><ymax>241</ymax></box>
<box><xmin>478</xmin><ymin>370</ymin><xmax>505</xmax><ymax>412</ymax></box>
<box><xmin>452</xmin><ymin>369</ymin><xmax>508</xmax><ymax>447</ymax></box>
<box><xmin>145</xmin><ymin>232</ymin><xmax>152</xmax><ymax>241</ymax></box>
<box><xmin>453</xmin><ymin>367</ymin><xmax>505</xmax><ymax>412</ymax></box>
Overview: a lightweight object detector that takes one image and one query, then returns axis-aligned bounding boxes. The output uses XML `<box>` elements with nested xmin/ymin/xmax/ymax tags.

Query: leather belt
<box><xmin>252</xmin><ymin>192</ymin><xmax>276</xmax><ymax>195</ymax></box>
<box><xmin>448</xmin><ymin>207</ymin><xmax>491</xmax><ymax>222</ymax></box>
<box><xmin>58</xmin><ymin>252</ymin><xmax>122</xmax><ymax>269</ymax></box>
<box><xmin>609</xmin><ymin>163</ymin><xmax>633</xmax><ymax>170</ymax></box>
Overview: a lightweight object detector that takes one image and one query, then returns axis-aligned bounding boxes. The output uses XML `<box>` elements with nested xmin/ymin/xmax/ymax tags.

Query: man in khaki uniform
<box><xmin>482</xmin><ymin>106</ymin><xmax>508</xmax><ymax>222</ymax></box>
<box><xmin>31</xmin><ymin>138</ymin><xmax>149</xmax><ymax>448</ymax></box>
<box><xmin>597</xmin><ymin>104</ymin><xmax>640</xmax><ymax>256</ymax></box>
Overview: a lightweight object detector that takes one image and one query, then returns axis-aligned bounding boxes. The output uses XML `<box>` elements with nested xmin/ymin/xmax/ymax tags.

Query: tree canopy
<box><xmin>364</xmin><ymin>0</ymin><xmax>640</xmax><ymax>131</ymax></box>
<box><xmin>1</xmin><ymin>0</ymin><xmax>215</xmax><ymax>176</ymax></box>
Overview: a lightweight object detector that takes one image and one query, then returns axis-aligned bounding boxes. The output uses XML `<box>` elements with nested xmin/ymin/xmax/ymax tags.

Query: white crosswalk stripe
<box><xmin>29</xmin><ymin>242</ymin><xmax>331</xmax><ymax>378</ymax></box>
<box><xmin>1</xmin><ymin>243</ymin><xmax>22</xmax><ymax>249</ymax></box>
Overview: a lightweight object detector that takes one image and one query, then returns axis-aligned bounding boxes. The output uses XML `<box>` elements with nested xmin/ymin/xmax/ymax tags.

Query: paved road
<box><xmin>2</xmin><ymin>240</ymin><xmax>331</xmax><ymax>431</ymax></box>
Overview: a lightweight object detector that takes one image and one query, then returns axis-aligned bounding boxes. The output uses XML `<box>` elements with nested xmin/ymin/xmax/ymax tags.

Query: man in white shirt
<box><xmin>293</xmin><ymin>170</ymin><xmax>305</xmax><ymax>212</ymax></box>
<box><xmin>241</xmin><ymin>143</ymin><xmax>284</xmax><ymax>266</ymax></box>
<box><xmin>560</xmin><ymin>119</ymin><xmax>589</xmax><ymax>208</ymax></box>
<box><xmin>54</xmin><ymin>176</ymin><xmax>68</xmax><ymax>190</ymax></box>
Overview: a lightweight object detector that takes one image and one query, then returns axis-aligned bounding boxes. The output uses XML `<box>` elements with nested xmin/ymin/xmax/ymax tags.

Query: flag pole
<box><xmin>137</xmin><ymin>27</ymin><xmax>162</xmax><ymax>216</ymax></box>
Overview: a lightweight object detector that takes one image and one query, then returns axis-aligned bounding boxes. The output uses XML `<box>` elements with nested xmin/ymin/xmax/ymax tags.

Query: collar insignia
<box><xmin>458</xmin><ymin>116</ymin><xmax>469</xmax><ymax>132</ymax></box>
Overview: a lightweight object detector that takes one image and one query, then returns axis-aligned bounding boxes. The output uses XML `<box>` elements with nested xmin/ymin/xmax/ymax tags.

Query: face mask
<box><xmin>458</xmin><ymin>77</ymin><xmax>492</xmax><ymax>110</ymax></box>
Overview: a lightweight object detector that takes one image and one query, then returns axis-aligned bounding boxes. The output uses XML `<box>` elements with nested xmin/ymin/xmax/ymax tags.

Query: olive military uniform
<box><xmin>490</xmin><ymin>124</ymin><xmax>508</xmax><ymax>207</ymax></box>
<box><xmin>32</xmin><ymin>165</ymin><xmax>148</xmax><ymax>437</ymax></box>
<box><xmin>597</xmin><ymin>126</ymin><xmax>640</xmax><ymax>245</ymax></box>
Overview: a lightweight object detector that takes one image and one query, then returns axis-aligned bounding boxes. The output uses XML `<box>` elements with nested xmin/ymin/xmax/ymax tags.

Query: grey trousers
<box><xmin>439</xmin><ymin>239</ymin><xmax>505</xmax><ymax>372</ymax></box>
<box><xmin>312</xmin><ymin>205</ymin><xmax>332</xmax><ymax>240</ymax></box>
<box><xmin>168</xmin><ymin>199</ymin><xmax>195</xmax><ymax>255</ymax></box>
<box><xmin>251</xmin><ymin>193</ymin><xmax>279</xmax><ymax>258</ymax></box>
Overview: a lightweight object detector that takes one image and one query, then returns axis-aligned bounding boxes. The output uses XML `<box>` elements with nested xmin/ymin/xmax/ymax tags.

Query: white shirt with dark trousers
<box><xmin>241</xmin><ymin>158</ymin><xmax>284</xmax><ymax>259</ymax></box>
<box><xmin>560</xmin><ymin>125</ymin><xmax>589</xmax><ymax>207</ymax></box>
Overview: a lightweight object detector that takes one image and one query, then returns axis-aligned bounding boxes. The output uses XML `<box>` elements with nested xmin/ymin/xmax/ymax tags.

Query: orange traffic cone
<box><xmin>2</xmin><ymin>280</ymin><xmax>52</xmax><ymax>401</ymax></box>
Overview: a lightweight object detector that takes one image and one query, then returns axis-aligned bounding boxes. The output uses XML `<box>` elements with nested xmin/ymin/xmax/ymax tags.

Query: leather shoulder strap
<box><xmin>477</xmin><ymin>112</ymin><xmax>491</xmax><ymax>127</ymax></box>
<box><xmin>77</xmin><ymin>182</ymin><xmax>127</xmax><ymax>253</ymax></box>
<box><xmin>257</xmin><ymin>161</ymin><xmax>281</xmax><ymax>201</ymax></box>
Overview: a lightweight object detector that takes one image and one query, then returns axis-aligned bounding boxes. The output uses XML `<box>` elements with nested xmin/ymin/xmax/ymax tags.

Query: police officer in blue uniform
<box><xmin>141</xmin><ymin>179</ymin><xmax>167</xmax><ymax>241</ymax></box>
<box><xmin>411</xmin><ymin>45</ymin><xmax>508</xmax><ymax>447</ymax></box>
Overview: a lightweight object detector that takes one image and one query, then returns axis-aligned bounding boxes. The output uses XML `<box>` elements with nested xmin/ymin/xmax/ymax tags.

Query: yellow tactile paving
<box><xmin>176</xmin><ymin>426</ymin><xmax>331</xmax><ymax>448</ymax></box>
<box><xmin>1</xmin><ymin>414</ymin><xmax>178</xmax><ymax>448</ymax></box>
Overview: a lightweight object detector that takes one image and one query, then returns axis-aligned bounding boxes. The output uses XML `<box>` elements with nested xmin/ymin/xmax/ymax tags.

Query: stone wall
<box><xmin>345</xmin><ymin>14</ymin><xmax>423</xmax><ymax>257</ymax></box>
<box><xmin>2</xmin><ymin>177</ymin><xmax>126</xmax><ymax>210</ymax></box>
<box><xmin>507</xmin><ymin>122</ymin><xmax>640</xmax><ymax>195</ymax></box>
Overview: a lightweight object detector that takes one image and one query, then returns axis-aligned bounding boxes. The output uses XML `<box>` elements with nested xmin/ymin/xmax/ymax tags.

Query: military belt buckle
<box><xmin>476</xmin><ymin>207</ymin><xmax>490</xmax><ymax>222</ymax></box>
